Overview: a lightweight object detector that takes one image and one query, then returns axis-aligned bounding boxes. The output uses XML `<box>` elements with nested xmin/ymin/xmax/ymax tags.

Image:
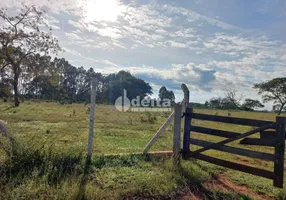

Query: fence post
<box><xmin>173</xmin><ymin>103</ymin><xmax>182</xmax><ymax>166</ymax></box>
<box><xmin>86</xmin><ymin>77</ymin><xmax>97</xmax><ymax>170</ymax></box>
<box><xmin>181</xmin><ymin>83</ymin><xmax>190</xmax><ymax>109</ymax></box>
<box><xmin>274</xmin><ymin>116</ymin><xmax>286</xmax><ymax>188</ymax></box>
<box><xmin>182</xmin><ymin>106</ymin><xmax>193</xmax><ymax>160</ymax></box>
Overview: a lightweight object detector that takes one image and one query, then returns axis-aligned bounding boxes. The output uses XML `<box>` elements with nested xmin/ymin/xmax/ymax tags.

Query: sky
<box><xmin>1</xmin><ymin>0</ymin><xmax>286</xmax><ymax>109</ymax></box>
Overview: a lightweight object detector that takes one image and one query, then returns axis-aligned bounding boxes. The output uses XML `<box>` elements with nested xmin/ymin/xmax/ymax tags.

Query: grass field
<box><xmin>0</xmin><ymin>101</ymin><xmax>286</xmax><ymax>199</ymax></box>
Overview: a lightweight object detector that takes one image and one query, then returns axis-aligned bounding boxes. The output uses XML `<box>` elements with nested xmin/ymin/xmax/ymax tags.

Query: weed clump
<box><xmin>138</xmin><ymin>112</ymin><xmax>157</xmax><ymax>124</ymax></box>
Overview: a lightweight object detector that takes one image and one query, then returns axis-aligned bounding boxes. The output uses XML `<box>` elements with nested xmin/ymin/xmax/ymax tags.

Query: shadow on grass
<box><xmin>76</xmin><ymin>155</ymin><xmax>91</xmax><ymax>200</ymax></box>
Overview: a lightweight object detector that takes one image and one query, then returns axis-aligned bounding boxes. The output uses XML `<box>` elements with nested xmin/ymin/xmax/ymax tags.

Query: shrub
<box><xmin>145</xmin><ymin>112</ymin><xmax>157</xmax><ymax>124</ymax></box>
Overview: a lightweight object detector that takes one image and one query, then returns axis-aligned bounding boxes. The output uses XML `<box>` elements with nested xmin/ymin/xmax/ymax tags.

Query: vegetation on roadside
<box><xmin>0</xmin><ymin>141</ymin><xmax>257</xmax><ymax>200</ymax></box>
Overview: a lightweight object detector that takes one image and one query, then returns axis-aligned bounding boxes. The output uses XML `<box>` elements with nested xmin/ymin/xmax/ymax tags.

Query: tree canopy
<box><xmin>254</xmin><ymin>77</ymin><xmax>286</xmax><ymax>115</ymax></box>
<box><xmin>102</xmin><ymin>70</ymin><xmax>153</xmax><ymax>104</ymax></box>
<box><xmin>241</xmin><ymin>98</ymin><xmax>264</xmax><ymax>111</ymax></box>
<box><xmin>158</xmin><ymin>86</ymin><xmax>175</xmax><ymax>102</ymax></box>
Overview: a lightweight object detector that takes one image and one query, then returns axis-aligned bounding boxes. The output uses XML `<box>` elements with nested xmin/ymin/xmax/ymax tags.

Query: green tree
<box><xmin>241</xmin><ymin>98</ymin><xmax>264</xmax><ymax>111</ymax></box>
<box><xmin>209</xmin><ymin>97</ymin><xmax>222</xmax><ymax>109</ymax></box>
<box><xmin>103</xmin><ymin>71</ymin><xmax>152</xmax><ymax>104</ymax></box>
<box><xmin>158</xmin><ymin>86</ymin><xmax>175</xmax><ymax>102</ymax></box>
<box><xmin>254</xmin><ymin>77</ymin><xmax>286</xmax><ymax>115</ymax></box>
<box><xmin>0</xmin><ymin>5</ymin><xmax>60</xmax><ymax>106</ymax></box>
<box><xmin>204</xmin><ymin>101</ymin><xmax>210</xmax><ymax>108</ymax></box>
<box><xmin>26</xmin><ymin>75</ymin><xmax>57</xmax><ymax>99</ymax></box>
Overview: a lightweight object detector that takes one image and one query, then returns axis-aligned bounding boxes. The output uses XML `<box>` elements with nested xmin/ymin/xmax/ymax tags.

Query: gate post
<box><xmin>173</xmin><ymin>103</ymin><xmax>182</xmax><ymax>166</ymax></box>
<box><xmin>274</xmin><ymin>116</ymin><xmax>286</xmax><ymax>188</ymax></box>
<box><xmin>182</xmin><ymin>106</ymin><xmax>193</xmax><ymax>160</ymax></box>
<box><xmin>181</xmin><ymin>83</ymin><xmax>190</xmax><ymax>110</ymax></box>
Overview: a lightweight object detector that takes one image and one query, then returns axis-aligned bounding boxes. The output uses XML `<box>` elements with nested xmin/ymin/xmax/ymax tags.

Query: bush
<box><xmin>3</xmin><ymin>98</ymin><xmax>7</xmax><ymax>102</ymax></box>
<box><xmin>145</xmin><ymin>112</ymin><xmax>157</xmax><ymax>124</ymax></box>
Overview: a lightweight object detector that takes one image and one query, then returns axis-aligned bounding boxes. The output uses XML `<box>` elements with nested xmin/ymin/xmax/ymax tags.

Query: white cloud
<box><xmin>161</xmin><ymin>4</ymin><xmax>239</xmax><ymax>30</ymax></box>
<box><xmin>169</xmin><ymin>41</ymin><xmax>187</xmax><ymax>48</ymax></box>
<box><xmin>124</xmin><ymin>4</ymin><xmax>172</xmax><ymax>29</ymax></box>
<box><xmin>97</xmin><ymin>27</ymin><xmax>123</xmax><ymax>39</ymax></box>
<box><xmin>65</xmin><ymin>32</ymin><xmax>83</xmax><ymax>41</ymax></box>
<box><xmin>68</xmin><ymin>20</ymin><xmax>84</xmax><ymax>30</ymax></box>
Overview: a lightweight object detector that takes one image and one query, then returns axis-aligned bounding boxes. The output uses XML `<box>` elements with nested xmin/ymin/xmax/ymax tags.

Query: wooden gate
<box><xmin>182</xmin><ymin>107</ymin><xmax>286</xmax><ymax>188</ymax></box>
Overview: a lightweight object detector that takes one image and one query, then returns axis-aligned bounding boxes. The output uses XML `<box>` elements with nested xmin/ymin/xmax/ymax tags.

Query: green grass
<box><xmin>0</xmin><ymin>145</ymin><xmax>211</xmax><ymax>199</ymax></box>
<box><xmin>0</xmin><ymin>101</ymin><xmax>285</xmax><ymax>199</ymax></box>
<box><xmin>0</xmin><ymin>101</ymin><xmax>174</xmax><ymax>155</ymax></box>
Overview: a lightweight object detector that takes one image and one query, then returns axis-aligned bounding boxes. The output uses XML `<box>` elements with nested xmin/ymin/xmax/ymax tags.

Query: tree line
<box><xmin>199</xmin><ymin>78</ymin><xmax>286</xmax><ymax>115</ymax></box>
<box><xmin>203</xmin><ymin>92</ymin><xmax>265</xmax><ymax>111</ymax></box>
<box><xmin>0</xmin><ymin>56</ymin><xmax>154</xmax><ymax>104</ymax></box>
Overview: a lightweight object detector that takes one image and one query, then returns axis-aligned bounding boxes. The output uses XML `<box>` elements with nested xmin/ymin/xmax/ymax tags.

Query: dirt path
<box><xmin>179</xmin><ymin>173</ymin><xmax>273</xmax><ymax>200</ymax></box>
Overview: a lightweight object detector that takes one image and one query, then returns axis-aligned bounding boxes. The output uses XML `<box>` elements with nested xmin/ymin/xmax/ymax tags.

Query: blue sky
<box><xmin>2</xmin><ymin>0</ymin><xmax>286</xmax><ymax>108</ymax></box>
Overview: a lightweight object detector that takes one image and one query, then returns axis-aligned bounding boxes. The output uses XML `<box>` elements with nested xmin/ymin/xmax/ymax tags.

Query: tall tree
<box><xmin>254</xmin><ymin>77</ymin><xmax>286</xmax><ymax>115</ymax></box>
<box><xmin>158</xmin><ymin>86</ymin><xmax>175</xmax><ymax>102</ymax></box>
<box><xmin>0</xmin><ymin>5</ymin><xmax>60</xmax><ymax>106</ymax></box>
<box><xmin>104</xmin><ymin>71</ymin><xmax>152</xmax><ymax>104</ymax></box>
<box><xmin>224</xmin><ymin>88</ymin><xmax>244</xmax><ymax>109</ymax></box>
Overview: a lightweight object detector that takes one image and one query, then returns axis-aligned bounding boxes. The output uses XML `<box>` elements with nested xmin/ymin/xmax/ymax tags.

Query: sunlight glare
<box><xmin>84</xmin><ymin>0</ymin><xmax>126</xmax><ymax>22</ymax></box>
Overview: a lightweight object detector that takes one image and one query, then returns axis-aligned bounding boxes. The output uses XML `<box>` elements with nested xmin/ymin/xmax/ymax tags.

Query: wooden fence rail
<box><xmin>182</xmin><ymin>107</ymin><xmax>286</xmax><ymax>188</ymax></box>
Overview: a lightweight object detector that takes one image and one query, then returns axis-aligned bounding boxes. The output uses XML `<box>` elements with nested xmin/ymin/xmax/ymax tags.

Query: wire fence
<box><xmin>0</xmin><ymin>82</ymin><xmax>188</xmax><ymax>159</ymax></box>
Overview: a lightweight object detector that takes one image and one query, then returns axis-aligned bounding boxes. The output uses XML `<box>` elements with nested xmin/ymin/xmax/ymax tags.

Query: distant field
<box><xmin>0</xmin><ymin>101</ymin><xmax>285</xmax><ymax>199</ymax></box>
<box><xmin>0</xmin><ymin>101</ymin><xmax>175</xmax><ymax>155</ymax></box>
